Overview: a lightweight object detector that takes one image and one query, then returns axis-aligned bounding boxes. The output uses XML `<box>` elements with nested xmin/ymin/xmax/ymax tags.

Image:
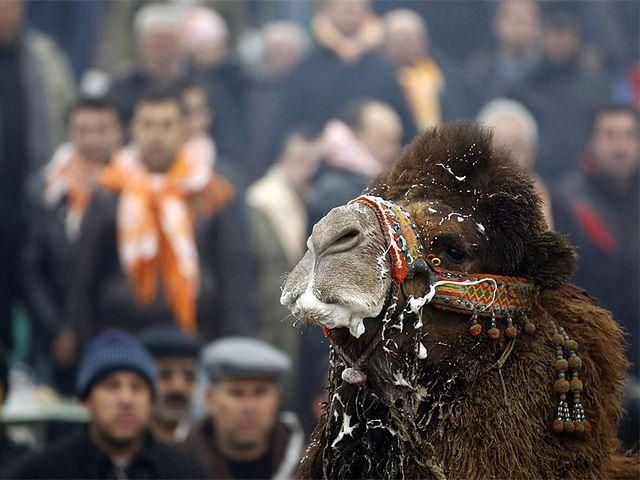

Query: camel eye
<box><xmin>445</xmin><ymin>247</ymin><xmax>468</xmax><ymax>263</ymax></box>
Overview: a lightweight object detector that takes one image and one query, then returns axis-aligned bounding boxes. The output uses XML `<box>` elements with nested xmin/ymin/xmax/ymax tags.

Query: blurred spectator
<box><xmin>477</xmin><ymin>98</ymin><xmax>553</xmax><ymax>228</ymax></box>
<box><xmin>247</xmin><ymin>124</ymin><xmax>323</xmax><ymax>406</ymax></box>
<box><xmin>508</xmin><ymin>10</ymin><xmax>609</xmax><ymax>183</ymax></box>
<box><xmin>27</xmin><ymin>0</ymin><xmax>104</xmax><ymax>80</ymax></box>
<box><xmin>179</xmin><ymin>79</ymin><xmax>249</xmax><ymax>193</ymax></box>
<box><xmin>552</xmin><ymin>104</ymin><xmax>639</xmax><ymax>369</ymax></box>
<box><xmin>245</xmin><ymin>22</ymin><xmax>309</xmax><ymax>179</ymax></box>
<box><xmin>109</xmin><ymin>3</ymin><xmax>185</xmax><ymax>124</ymax></box>
<box><xmin>308</xmin><ymin>98</ymin><xmax>403</xmax><ymax>226</ymax></box>
<box><xmin>184</xmin><ymin>337</ymin><xmax>303</xmax><ymax>479</ymax></box>
<box><xmin>70</xmin><ymin>86</ymin><xmax>254</xmax><ymax>344</ymax></box>
<box><xmin>0</xmin><ymin>345</ymin><xmax>29</xmax><ymax>477</ymax></box>
<box><xmin>466</xmin><ymin>0</ymin><xmax>543</xmax><ymax>111</ymax></box>
<box><xmin>140</xmin><ymin>325</ymin><xmax>200</xmax><ymax>444</ymax></box>
<box><xmin>182</xmin><ymin>5</ymin><xmax>247</xmax><ymax>162</ymax></box>
<box><xmin>0</xmin><ymin>0</ymin><xmax>75</xmax><ymax>351</ymax></box>
<box><xmin>7</xmin><ymin>330</ymin><xmax>205</xmax><ymax>479</ymax></box>
<box><xmin>375</xmin><ymin>1</ymin><xmax>493</xmax><ymax>66</ymax></box>
<box><xmin>275</xmin><ymin>0</ymin><xmax>414</xmax><ymax>153</ymax></box>
<box><xmin>381</xmin><ymin>8</ymin><xmax>472</xmax><ymax>129</ymax></box>
<box><xmin>22</xmin><ymin>97</ymin><xmax>123</xmax><ymax>395</ymax></box>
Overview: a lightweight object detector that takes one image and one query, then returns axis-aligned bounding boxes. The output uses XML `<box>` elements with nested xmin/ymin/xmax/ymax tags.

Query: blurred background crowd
<box><xmin>0</xmin><ymin>0</ymin><xmax>638</xmax><ymax>477</ymax></box>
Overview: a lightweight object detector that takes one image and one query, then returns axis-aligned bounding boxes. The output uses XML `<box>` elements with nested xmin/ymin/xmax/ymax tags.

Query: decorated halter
<box><xmin>347</xmin><ymin>195</ymin><xmax>590</xmax><ymax>434</ymax></box>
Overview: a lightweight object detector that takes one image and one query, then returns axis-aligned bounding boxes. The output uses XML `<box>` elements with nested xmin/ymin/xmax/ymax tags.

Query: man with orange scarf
<box><xmin>22</xmin><ymin>97</ymin><xmax>122</xmax><ymax>394</ymax></box>
<box><xmin>381</xmin><ymin>9</ymin><xmax>472</xmax><ymax>130</ymax></box>
<box><xmin>70</xmin><ymin>86</ymin><xmax>254</xmax><ymax>344</ymax></box>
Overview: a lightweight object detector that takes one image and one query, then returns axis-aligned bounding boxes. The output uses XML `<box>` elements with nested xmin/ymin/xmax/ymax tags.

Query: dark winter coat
<box><xmin>182</xmin><ymin>413</ymin><xmax>304</xmax><ymax>480</ymax></box>
<box><xmin>307</xmin><ymin>165</ymin><xmax>368</xmax><ymax>229</ymax></box>
<box><xmin>275</xmin><ymin>47</ymin><xmax>416</xmax><ymax>147</ymax></box>
<box><xmin>7</xmin><ymin>429</ymin><xmax>205</xmax><ymax>479</ymax></box>
<box><xmin>21</xmin><ymin>170</ymin><xmax>74</xmax><ymax>344</ymax></box>
<box><xmin>552</xmin><ymin>167</ymin><xmax>639</xmax><ymax>367</ymax></box>
<box><xmin>192</xmin><ymin>61</ymin><xmax>248</xmax><ymax>162</ymax></box>
<box><xmin>69</xmin><ymin>186</ymin><xmax>255</xmax><ymax>344</ymax></box>
<box><xmin>508</xmin><ymin>58</ymin><xmax>609</xmax><ymax>182</ymax></box>
<box><xmin>0</xmin><ymin>430</ymin><xmax>29</xmax><ymax>479</ymax></box>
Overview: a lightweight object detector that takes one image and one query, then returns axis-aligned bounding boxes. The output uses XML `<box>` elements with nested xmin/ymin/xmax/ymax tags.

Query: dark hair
<box><xmin>277</xmin><ymin>121</ymin><xmax>324</xmax><ymax>158</ymax></box>
<box><xmin>0</xmin><ymin>344</ymin><xmax>8</xmax><ymax>403</ymax></box>
<box><xmin>588</xmin><ymin>103</ymin><xmax>639</xmax><ymax>137</ymax></box>
<box><xmin>66</xmin><ymin>96</ymin><xmax>121</xmax><ymax>126</ymax></box>
<box><xmin>543</xmin><ymin>10</ymin><xmax>581</xmax><ymax>34</ymax></box>
<box><xmin>175</xmin><ymin>78</ymin><xmax>208</xmax><ymax>97</ymax></box>
<box><xmin>134</xmin><ymin>84</ymin><xmax>187</xmax><ymax>115</ymax></box>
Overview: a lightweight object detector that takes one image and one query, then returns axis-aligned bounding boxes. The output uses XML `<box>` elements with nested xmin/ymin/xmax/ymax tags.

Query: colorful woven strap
<box><xmin>431</xmin><ymin>271</ymin><xmax>536</xmax><ymax>318</ymax></box>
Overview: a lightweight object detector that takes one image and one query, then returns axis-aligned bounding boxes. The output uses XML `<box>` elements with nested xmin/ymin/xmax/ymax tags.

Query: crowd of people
<box><xmin>0</xmin><ymin>0</ymin><xmax>638</xmax><ymax>477</ymax></box>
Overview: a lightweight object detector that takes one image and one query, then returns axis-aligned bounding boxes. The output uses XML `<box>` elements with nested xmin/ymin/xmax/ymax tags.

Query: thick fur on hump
<box><xmin>369</xmin><ymin>122</ymin><xmax>577</xmax><ymax>288</ymax></box>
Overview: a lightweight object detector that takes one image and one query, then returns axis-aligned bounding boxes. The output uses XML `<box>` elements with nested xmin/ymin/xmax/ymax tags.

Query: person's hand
<box><xmin>51</xmin><ymin>328</ymin><xmax>77</xmax><ymax>366</ymax></box>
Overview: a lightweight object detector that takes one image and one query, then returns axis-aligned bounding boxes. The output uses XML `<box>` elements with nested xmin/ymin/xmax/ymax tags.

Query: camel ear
<box><xmin>522</xmin><ymin>230</ymin><xmax>578</xmax><ymax>289</ymax></box>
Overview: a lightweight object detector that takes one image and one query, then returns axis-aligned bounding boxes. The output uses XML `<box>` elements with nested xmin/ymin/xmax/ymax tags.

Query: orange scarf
<box><xmin>101</xmin><ymin>135</ymin><xmax>233</xmax><ymax>333</ymax></box>
<box><xmin>312</xmin><ymin>12</ymin><xmax>383</xmax><ymax>64</ymax></box>
<box><xmin>398</xmin><ymin>59</ymin><xmax>444</xmax><ymax>129</ymax></box>
<box><xmin>43</xmin><ymin>143</ymin><xmax>104</xmax><ymax>241</ymax></box>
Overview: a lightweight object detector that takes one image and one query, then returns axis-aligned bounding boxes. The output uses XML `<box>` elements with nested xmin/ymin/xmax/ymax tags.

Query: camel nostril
<box><xmin>317</xmin><ymin>226</ymin><xmax>363</xmax><ymax>257</ymax></box>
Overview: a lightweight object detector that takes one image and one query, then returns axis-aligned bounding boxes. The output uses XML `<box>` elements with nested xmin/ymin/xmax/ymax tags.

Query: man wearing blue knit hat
<box><xmin>8</xmin><ymin>330</ymin><xmax>205</xmax><ymax>479</ymax></box>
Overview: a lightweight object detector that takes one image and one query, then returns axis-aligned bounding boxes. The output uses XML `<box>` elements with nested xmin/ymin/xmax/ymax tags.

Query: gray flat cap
<box><xmin>202</xmin><ymin>337</ymin><xmax>291</xmax><ymax>382</ymax></box>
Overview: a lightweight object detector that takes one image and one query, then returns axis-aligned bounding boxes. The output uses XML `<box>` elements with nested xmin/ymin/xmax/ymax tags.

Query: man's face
<box><xmin>0</xmin><ymin>0</ymin><xmax>23</xmax><ymax>45</ymax></box>
<box><xmin>183</xmin><ymin>87</ymin><xmax>212</xmax><ymax>138</ymax></box>
<box><xmin>589</xmin><ymin>112</ymin><xmax>640</xmax><ymax>181</ymax></box>
<box><xmin>84</xmin><ymin>371</ymin><xmax>152</xmax><ymax>448</ymax></box>
<box><xmin>69</xmin><ymin>109</ymin><xmax>122</xmax><ymax>164</ymax></box>
<box><xmin>131</xmin><ymin>100</ymin><xmax>185</xmax><ymax>172</ymax></box>
<box><xmin>207</xmin><ymin>379</ymin><xmax>280</xmax><ymax>451</ymax></box>
<box><xmin>384</xmin><ymin>15</ymin><xmax>428</xmax><ymax>66</ymax></box>
<box><xmin>357</xmin><ymin>104</ymin><xmax>403</xmax><ymax>168</ymax></box>
<box><xmin>138</xmin><ymin>27</ymin><xmax>182</xmax><ymax>78</ymax></box>
<box><xmin>543</xmin><ymin>26</ymin><xmax>580</xmax><ymax>64</ymax></box>
<box><xmin>264</xmin><ymin>28</ymin><xmax>305</xmax><ymax>79</ymax></box>
<box><xmin>494</xmin><ymin>0</ymin><xmax>541</xmax><ymax>56</ymax></box>
<box><xmin>280</xmin><ymin>133</ymin><xmax>322</xmax><ymax>191</ymax></box>
<box><xmin>325</xmin><ymin>0</ymin><xmax>369</xmax><ymax>38</ymax></box>
<box><xmin>490</xmin><ymin>115</ymin><xmax>536</xmax><ymax>171</ymax></box>
<box><xmin>153</xmin><ymin>356</ymin><xmax>197</xmax><ymax>428</ymax></box>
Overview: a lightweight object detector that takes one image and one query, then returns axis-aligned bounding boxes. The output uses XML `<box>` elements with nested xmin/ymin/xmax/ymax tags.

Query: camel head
<box><xmin>281</xmin><ymin>122</ymin><xmax>577</xmax><ymax>365</ymax></box>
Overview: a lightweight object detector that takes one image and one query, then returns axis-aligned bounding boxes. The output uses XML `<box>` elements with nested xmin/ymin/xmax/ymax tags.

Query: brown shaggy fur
<box><xmin>293</xmin><ymin>123</ymin><xmax>638</xmax><ymax>479</ymax></box>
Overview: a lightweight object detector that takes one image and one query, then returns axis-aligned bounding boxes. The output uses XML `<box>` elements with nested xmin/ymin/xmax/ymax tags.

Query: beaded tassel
<box><xmin>523</xmin><ymin>312</ymin><xmax>536</xmax><ymax>335</ymax></box>
<box><xmin>550</xmin><ymin>321</ymin><xmax>589</xmax><ymax>434</ymax></box>
<box><xmin>488</xmin><ymin>310</ymin><xmax>500</xmax><ymax>340</ymax></box>
<box><xmin>505</xmin><ymin>316</ymin><xmax>518</xmax><ymax>338</ymax></box>
<box><xmin>469</xmin><ymin>312</ymin><xmax>482</xmax><ymax>336</ymax></box>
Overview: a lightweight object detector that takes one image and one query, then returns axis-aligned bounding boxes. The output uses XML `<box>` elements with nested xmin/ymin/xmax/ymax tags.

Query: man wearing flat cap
<box><xmin>183</xmin><ymin>337</ymin><xmax>304</xmax><ymax>479</ymax></box>
<box><xmin>8</xmin><ymin>330</ymin><xmax>205</xmax><ymax>479</ymax></box>
<box><xmin>140</xmin><ymin>325</ymin><xmax>201</xmax><ymax>443</ymax></box>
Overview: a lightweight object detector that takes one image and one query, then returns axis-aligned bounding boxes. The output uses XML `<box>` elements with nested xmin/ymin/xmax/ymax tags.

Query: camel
<box><xmin>281</xmin><ymin>122</ymin><xmax>638</xmax><ymax>479</ymax></box>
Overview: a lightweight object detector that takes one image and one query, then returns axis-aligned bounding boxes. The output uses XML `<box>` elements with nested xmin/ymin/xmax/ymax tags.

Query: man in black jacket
<box><xmin>22</xmin><ymin>96</ymin><xmax>123</xmax><ymax>394</ymax></box>
<box><xmin>8</xmin><ymin>330</ymin><xmax>205</xmax><ymax>479</ymax></box>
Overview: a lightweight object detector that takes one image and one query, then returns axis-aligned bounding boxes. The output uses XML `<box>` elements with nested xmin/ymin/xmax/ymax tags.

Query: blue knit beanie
<box><xmin>76</xmin><ymin>330</ymin><xmax>157</xmax><ymax>400</ymax></box>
